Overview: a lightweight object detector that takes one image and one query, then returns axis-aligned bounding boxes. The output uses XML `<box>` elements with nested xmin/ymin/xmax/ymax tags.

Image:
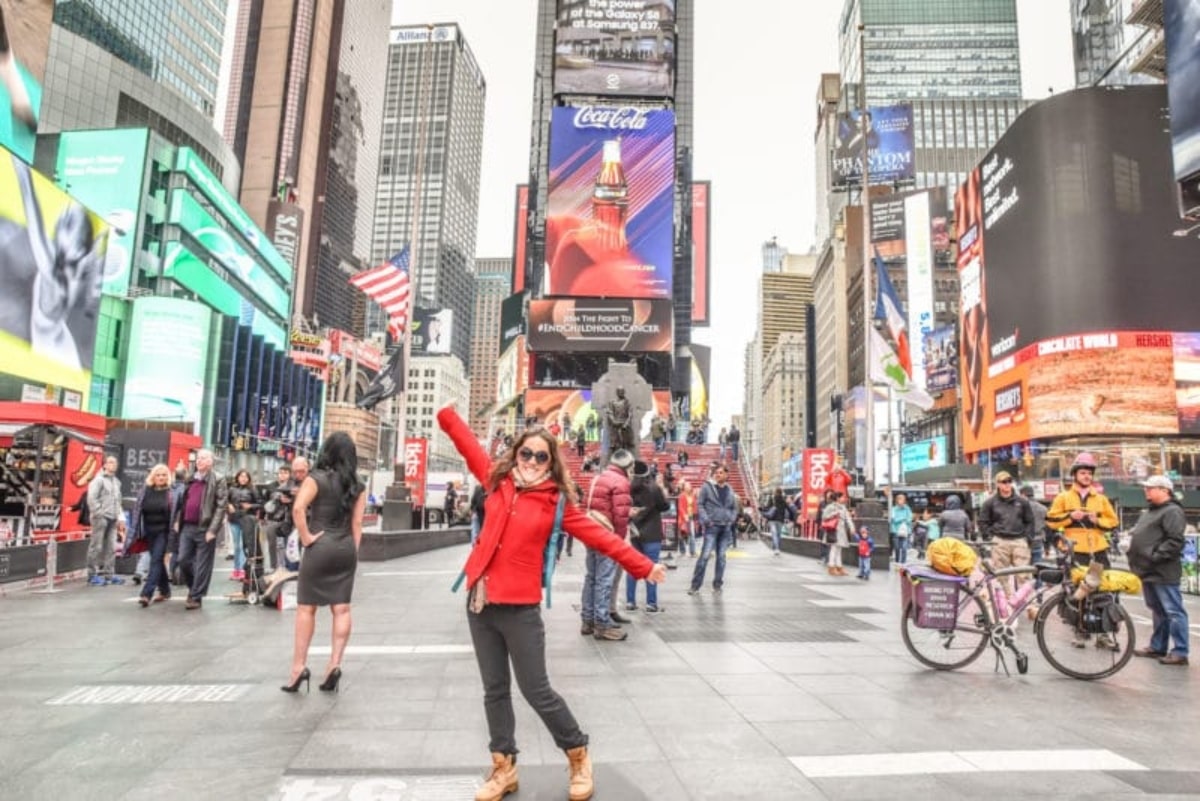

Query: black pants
<box><xmin>468</xmin><ymin>603</ymin><xmax>588</xmax><ymax>756</ymax></box>
<box><xmin>178</xmin><ymin>524</ymin><xmax>217</xmax><ymax>601</ymax></box>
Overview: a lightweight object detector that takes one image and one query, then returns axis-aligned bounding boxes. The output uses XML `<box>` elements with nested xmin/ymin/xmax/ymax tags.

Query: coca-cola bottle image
<box><xmin>593</xmin><ymin>139</ymin><xmax>628</xmax><ymax>251</ymax></box>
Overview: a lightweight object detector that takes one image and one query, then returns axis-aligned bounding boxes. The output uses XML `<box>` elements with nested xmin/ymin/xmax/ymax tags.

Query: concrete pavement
<box><xmin>3</xmin><ymin>536</ymin><xmax>1200</xmax><ymax>800</ymax></box>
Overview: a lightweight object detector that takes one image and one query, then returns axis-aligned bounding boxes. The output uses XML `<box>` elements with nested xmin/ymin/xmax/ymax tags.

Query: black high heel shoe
<box><xmin>281</xmin><ymin>667</ymin><xmax>310</xmax><ymax>693</ymax></box>
<box><xmin>319</xmin><ymin>667</ymin><xmax>342</xmax><ymax>693</ymax></box>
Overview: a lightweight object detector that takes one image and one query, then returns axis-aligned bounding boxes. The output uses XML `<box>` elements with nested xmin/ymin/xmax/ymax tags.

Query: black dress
<box><xmin>297</xmin><ymin>470</ymin><xmax>359</xmax><ymax>605</ymax></box>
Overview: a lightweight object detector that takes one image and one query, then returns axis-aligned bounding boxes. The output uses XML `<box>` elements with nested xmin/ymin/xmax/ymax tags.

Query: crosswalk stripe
<box><xmin>789</xmin><ymin>749</ymin><xmax>1146</xmax><ymax>779</ymax></box>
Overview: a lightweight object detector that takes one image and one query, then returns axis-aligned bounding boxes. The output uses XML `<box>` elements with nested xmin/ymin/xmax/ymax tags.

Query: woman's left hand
<box><xmin>646</xmin><ymin>564</ymin><xmax>668</xmax><ymax>584</ymax></box>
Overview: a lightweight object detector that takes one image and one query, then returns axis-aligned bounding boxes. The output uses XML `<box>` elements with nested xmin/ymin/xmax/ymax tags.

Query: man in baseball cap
<box><xmin>1129</xmin><ymin>474</ymin><xmax>1189</xmax><ymax>665</ymax></box>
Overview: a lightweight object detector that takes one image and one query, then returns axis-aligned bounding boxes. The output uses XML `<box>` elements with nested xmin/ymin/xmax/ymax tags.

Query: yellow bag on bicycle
<box><xmin>1069</xmin><ymin>566</ymin><xmax>1142</xmax><ymax>594</ymax></box>
<box><xmin>927</xmin><ymin>538</ymin><xmax>977</xmax><ymax>577</ymax></box>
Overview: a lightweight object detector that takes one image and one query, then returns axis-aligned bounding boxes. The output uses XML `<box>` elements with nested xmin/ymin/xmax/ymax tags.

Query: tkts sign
<box><xmin>802</xmin><ymin>449</ymin><xmax>835</xmax><ymax>522</ymax></box>
<box><xmin>403</xmin><ymin>438</ymin><xmax>429</xmax><ymax>507</ymax></box>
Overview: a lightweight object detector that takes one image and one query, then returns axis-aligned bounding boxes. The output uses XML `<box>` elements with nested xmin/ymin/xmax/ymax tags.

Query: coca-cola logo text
<box><xmin>573</xmin><ymin>106</ymin><xmax>649</xmax><ymax>131</ymax></box>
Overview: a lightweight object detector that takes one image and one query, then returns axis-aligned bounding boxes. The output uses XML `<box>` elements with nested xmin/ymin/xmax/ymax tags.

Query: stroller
<box><xmin>233</xmin><ymin>518</ymin><xmax>295</xmax><ymax>607</ymax></box>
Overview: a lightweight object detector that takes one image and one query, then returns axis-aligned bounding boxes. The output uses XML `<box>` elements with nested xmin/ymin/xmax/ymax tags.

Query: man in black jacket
<box><xmin>1129</xmin><ymin>475</ymin><xmax>1189</xmax><ymax>665</ymax></box>
<box><xmin>978</xmin><ymin>471</ymin><xmax>1034</xmax><ymax>588</ymax></box>
<box><xmin>174</xmin><ymin>450</ymin><xmax>228</xmax><ymax>609</ymax></box>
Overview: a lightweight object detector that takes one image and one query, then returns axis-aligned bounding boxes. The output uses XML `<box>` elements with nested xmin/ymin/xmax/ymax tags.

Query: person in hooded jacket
<box><xmin>438</xmin><ymin>406</ymin><xmax>663</xmax><ymax>801</ymax></box>
<box><xmin>1128</xmin><ymin>475</ymin><xmax>1189</xmax><ymax>666</ymax></box>
<box><xmin>939</xmin><ymin>495</ymin><xmax>972</xmax><ymax>541</ymax></box>
<box><xmin>626</xmin><ymin>462</ymin><xmax>670</xmax><ymax>612</ymax></box>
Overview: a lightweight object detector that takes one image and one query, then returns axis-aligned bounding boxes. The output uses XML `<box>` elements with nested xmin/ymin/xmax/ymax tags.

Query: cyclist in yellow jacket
<box><xmin>1046</xmin><ymin>452</ymin><xmax>1119</xmax><ymax>568</ymax></box>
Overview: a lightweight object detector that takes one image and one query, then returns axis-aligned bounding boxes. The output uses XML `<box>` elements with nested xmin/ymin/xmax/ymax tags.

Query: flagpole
<box><xmin>394</xmin><ymin>24</ymin><xmax>436</xmax><ymax>473</ymax></box>
<box><xmin>858</xmin><ymin>22</ymin><xmax>875</xmax><ymax>490</ymax></box>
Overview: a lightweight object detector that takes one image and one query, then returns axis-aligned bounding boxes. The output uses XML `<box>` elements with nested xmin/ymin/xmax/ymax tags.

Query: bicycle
<box><xmin>899</xmin><ymin>542</ymin><xmax>1137</xmax><ymax>680</ymax></box>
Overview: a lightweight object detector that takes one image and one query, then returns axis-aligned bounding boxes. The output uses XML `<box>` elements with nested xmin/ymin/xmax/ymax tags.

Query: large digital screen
<box><xmin>0</xmin><ymin>151</ymin><xmax>107</xmax><ymax>399</ymax></box>
<box><xmin>496</xmin><ymin>335</ymin><xmax>529</xmax><ymax>407</ymax></box>
<box><xmin>411</xmin><ymin>307</ymin><xmax>453</xmax><ymax>355</ymax></box>
<box><xmin>690</xmin><ymin>342</ymin><xmax>710</xmax><ymax>421</ymax></box>
<box><xmin>923</xmin><ymin>325</ymin><xmax>958</xmax><ymax>394</ymax></box>
<box><xmin>0</xmin><ymin>0</ymin><xmax>53</xmax><ymax>163</ymax></box>
<box><xmin>174</xmin><ymin>147</ymin><xmax>293</xmax><ymax>283</ymax></box>
<box><xmin>901</xmin><ymin>435</ymin><xmax>949</xmax><ymax>475</ymax></box>
<box><xmin>831</xmin><ymin>104</ymin><xmax>914</xmax><ymax>190</ymax></box>
<box><xmin>169</xmin><ymin>191</ymin><xmax>290</xmax><ymax>319</ymax></box>
<box><xmin>956</xmin><ymin>86</ymin><xmax>1200</xmax><ymax>453</ymax></box>
<box><xmin>526</xmin><ymin>297</ymin><xmax>672</xmax><ymax>353</ymax></box>
<box><xmin>121</xmin><ymin>297</ymin><xmax>212</xmax><ymax>428</ymax></box>
<box><xmin>553</xmin><ymin>0</ymin><xmax>675</xmax><ymax>98</ymax></box>
<box><xmin>55</xmin><ymin>128</ymin><xmax>150</xmax><ymax>296</ymax></box>
<box><xmin>1165</xmin><ymin>0</ymin><xmax>1200</xmax><ymax>216</ymax></box>
<box><xmin>544</xmin><ymin>106</ymin><xmax>675</xmax><ymax>299</ymax></box>
<box><xmin>499</xmin><ymin>292</ymin><xmax>526</xmax><ymax>355</ymax></box>
<box><xmin>691</xmin><ymin>180</ymin><xmax>710</xmax><ymax>325</ymax></box>
<box><xmin>871</xmin><ymin>187</ymin><xmax>950</xmax><ymax>263</ymax></box>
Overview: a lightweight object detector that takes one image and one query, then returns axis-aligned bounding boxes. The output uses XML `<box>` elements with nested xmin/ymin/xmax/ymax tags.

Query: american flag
<box><xmin>350</xmin><ymin>246</ymin><xmax>411</xmax><ymax>341</ymax></box>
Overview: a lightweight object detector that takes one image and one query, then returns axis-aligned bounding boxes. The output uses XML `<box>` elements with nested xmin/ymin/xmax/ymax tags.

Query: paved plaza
<box><xmin>4</xmin><ymin>539</ymin><xmax>1200</xmax><ymax>800</ymax></box>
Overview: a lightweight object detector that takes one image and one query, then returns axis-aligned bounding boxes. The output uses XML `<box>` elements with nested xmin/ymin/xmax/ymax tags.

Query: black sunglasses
<box><xmin>518</xmin><ymin>447</ymin><xmax>551</xmax><ymax>465</ymax></box>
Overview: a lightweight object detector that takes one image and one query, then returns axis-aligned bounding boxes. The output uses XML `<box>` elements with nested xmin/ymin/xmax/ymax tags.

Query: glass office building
<box><xmin>839</xmin><ymin>0</ymin><xmax>1023</xmax><ymax>103</ymax></box>
<box><xmin>1071</xmin><ymin>0</ymin><xmax>1160</xmax><ymax>87</ymax></box>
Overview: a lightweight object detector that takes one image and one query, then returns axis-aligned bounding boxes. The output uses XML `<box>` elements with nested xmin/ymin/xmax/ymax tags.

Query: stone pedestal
<box><xmin>381</xmin><ymin>463</ymin><xmax>414</xmax><ymax>531</ymax></box>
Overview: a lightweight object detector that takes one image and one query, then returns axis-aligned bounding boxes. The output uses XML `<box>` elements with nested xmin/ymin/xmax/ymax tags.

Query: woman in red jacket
<box><xmin>438</xmin><ymin>406</ymin><xmax>665</xmax><ymax>801</ymax></box>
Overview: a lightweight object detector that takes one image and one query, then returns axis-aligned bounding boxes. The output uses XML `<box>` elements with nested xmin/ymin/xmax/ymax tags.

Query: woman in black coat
<box><xmin>625</xmin><ymin>465</ymin><xmax>670</xmax><ymax>612</ymax></box>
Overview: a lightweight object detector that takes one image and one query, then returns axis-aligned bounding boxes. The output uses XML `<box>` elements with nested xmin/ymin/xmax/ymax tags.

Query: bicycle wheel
<box><xmin>900</xmin><ymin>593</ymin><xmax>990</xmax><ymax>671</ymax></box>
<box><xmin>1035</xmin><ymin>593</ymin><xmax>1136</xmax><ymax>680</ymax></box>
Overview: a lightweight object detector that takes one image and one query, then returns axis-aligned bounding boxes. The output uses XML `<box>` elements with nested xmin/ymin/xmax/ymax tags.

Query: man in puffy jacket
<box><xmin>1047</xmin><ymin>452</ymin><xmax>1118</xmax><ymax>567</ymax></box>
<box><xmin>978</xmin><ymin>471</ymin><xmax>1034</xmax><ymax>586</ymax></box>
<box><xmin>688</xmin><ymin>464</ymin><xmax>738</xmax><ymax>595</ymax></box>
<box><xmin>1128</xmin><ymin>475</ymin><xmax>1189</xmax><ymax>666</ymax></box>
<box><xmin>581</xmin><ymin>449</ymin><xmax>634</xmax><ymax>641</ymax></box>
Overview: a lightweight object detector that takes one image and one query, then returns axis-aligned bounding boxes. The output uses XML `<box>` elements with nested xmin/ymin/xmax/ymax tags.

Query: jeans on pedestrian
<box><xmin>140</xmin><ymin>532</ymin><xmax>171</xmax><ymax>600</ymax></box>
<box><xmin>87</xmin><ymin>516</ymin><xmax>119</xmax><ymax>578</ymax></box>
<box><xmin>731</xmin><ymin>443</ymin><xmax>739</xmax><ymax>462</ymax></box>
<box><xmin>684</xmin><ymin>521</ymin><xmax>697</xmax><ymax>556</ymax></box>
<box><xmin>468</xmin><ymin>603</ymin><xmax>588</xmax><ymax>756</ymax></box>
<box><xmin>135</xmin><ymin>551</ymin><xmax>150</xmax><ymax>579</ymax></box>
<box><xmin>1143</xmin><ymin>581</ymin><xmax>1190</xmax><ymax>658</ymax></box>
<box><xmin>691</xmin><ymin>525</ymin><xmax>732</xmax><ymax>591</ymax></box>
<box><xmin>470</xmin><ymin>513</ymin><xmax>482</xmax><ymax>546</ymax></box>
<box><xmin>1030</xmin><ymin>538</ymin><xmax>1045</xmax><ymax>566</ymax></box>
<box><xmin>581</xmin><ymin>549</ymin><xmax>616</xmax><ymax>626</ymax></box>
<box><xmin>858</xmin><ymin>552</ymin><xmax>871</xmax><ymax>579</ymax></box>
<box><xmin>893</xmin><ymin>535</ymin><xmax>909</xmax><ymax>565</ymax></box>
<box><xmin>177</xmin><ymin>524</ymin><xmax>217</xmax><ymax>601</ymax></box>
<box><xmin>626</xmin><ymin>539</ymin><xmax>661</xmax><ymax>607</ymax></box>
<box><xmin>769</xmin><ymin>520</ymin><xmax>784</xmax><ymax>553</ymax></box>
<box><xmin>228</xmin><ymin>521</ymin><xmax>245</xmax><ymax>571</ymax></box>
<box><xmin>609</xmin><ymin>550</ymin><xmax>624</xmax><ymax>613</ymax></box>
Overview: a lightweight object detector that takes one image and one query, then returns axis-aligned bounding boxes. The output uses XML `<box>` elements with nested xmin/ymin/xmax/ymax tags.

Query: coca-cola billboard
<box><xmin>553</xmin><ymin>0</ymin><xmax>675</xmax><ymax>99</ymax></box>
<box><xmin>545</xmin><ymin>106</ymin><xmax>675</xmax><ymax>300</ymax></box>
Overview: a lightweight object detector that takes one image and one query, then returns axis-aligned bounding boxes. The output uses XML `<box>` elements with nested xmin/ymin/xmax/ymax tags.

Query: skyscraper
<box><xmin>838</xmin><ymin>0</ymin><xmax>1023</xmax><ymax>103</ymax></box>
<box><xmin>39</xmin><ymin>0</ymin><xmax>238</xmax><ymax>186</ymax></box>
<box><xmin>223</xmin><ymin>0</ymin><xmax>343</xmax><ymax>321</ymax></box>
<box><xmin>468</xmin><ymin>258</ymin><xmax>514</xmax><ymax>438</ymax></box>
<box><xmin>371</xmin><ymin>23</ymin><xmax>486</xmax><ymax>372</ymax></box>
<box><xmin>312</xmin><ymin>1</ymin><xmax>391</xmax><ymax>335</ymax></box>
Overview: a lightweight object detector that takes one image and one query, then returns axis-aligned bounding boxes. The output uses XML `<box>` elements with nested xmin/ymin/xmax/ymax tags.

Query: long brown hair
<box><xmin>488</xmin><ymin>428</ymin><xmax>576</xmax><ymax>501</ymax></box>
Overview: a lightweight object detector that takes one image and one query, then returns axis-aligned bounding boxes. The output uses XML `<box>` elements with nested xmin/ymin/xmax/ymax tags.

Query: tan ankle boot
<box><xmin>475</xmin><ymin>752</ymin><xmax>518</xmax><ymax>801</ymax></box>
<box><xmin>566</xmin><ymin>745</ymin><xmax>593</xmax><ymax>801</ymax></box>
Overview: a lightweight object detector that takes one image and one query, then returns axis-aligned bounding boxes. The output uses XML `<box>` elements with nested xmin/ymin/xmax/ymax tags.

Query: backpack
<box><xmin>451</xmin><ymin>493</ymin><xmax>566</xmax><ymax>609</ymax></box>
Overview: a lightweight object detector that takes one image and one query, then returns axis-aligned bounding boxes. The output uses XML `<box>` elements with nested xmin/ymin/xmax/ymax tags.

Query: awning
<box><xmin>1</xmin><ymin>423</ymin><xmax>104</xmax><ymax>447</ymax></box>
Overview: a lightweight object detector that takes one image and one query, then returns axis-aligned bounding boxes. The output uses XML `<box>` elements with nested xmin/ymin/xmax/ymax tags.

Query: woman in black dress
<box><xmin>282</xmin><ymin>432</ymin><xmax>365</xmax><ymax>694</ymax></box>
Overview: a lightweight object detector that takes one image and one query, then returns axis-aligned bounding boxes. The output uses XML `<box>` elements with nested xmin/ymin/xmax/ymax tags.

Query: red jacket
<box><xmin>438</xmin><ymin>408</ymin><xmax>654</xmax><ymax>604</ymax></box>
<box><xmin>586</xmin><ymin>465</ymin><xmax>632</xmax><ymax>539</ymax></box>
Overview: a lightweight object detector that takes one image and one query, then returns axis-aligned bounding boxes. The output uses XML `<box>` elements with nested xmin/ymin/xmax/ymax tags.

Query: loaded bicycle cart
<box><xmin>899</xmin><ymin>537</ymin><xmax>1140</xmax><ymax>681</ymax></box>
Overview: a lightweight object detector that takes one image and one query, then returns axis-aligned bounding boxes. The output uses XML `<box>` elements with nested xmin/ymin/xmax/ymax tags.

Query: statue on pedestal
<box><xmin>604</xmin><ymin>386</ymin><xmax>636</xmax><ymax>454</ymax></box>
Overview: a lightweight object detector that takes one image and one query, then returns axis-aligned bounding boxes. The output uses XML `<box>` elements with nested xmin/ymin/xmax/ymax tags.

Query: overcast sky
<box><xmin>391</xmin><ymin>0</ymin><xmax>1075</xmax><ymax>429</ymax></box>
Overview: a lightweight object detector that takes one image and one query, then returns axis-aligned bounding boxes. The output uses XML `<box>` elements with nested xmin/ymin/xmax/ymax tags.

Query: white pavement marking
<box><xmin>789</xmin><ymin>749</ymin><xmax>1147</xmax><ymax>779</ymax></box>
<box><xmin>362</xmin><ymin>570</ymin><xmax>461</xmax><ymax>577</ymax></box>
<box><xmin>47</xmin><ymin>683</ymin><xmax>254</xmax><ymax>705</ymax></box>
<box><xmin>809</xmin><ymin>599</ymin><xmax>884</xmax><ymax>609</ymax></box>
<box><xmin>308</xmin><ymin>644</ymin><xmax>473</xmax><ymax>656</ymax></box>
<box><xmin>278</xmin><ymin>776</ymin><xmax>478</xmax><ymax>800</ymax></box>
